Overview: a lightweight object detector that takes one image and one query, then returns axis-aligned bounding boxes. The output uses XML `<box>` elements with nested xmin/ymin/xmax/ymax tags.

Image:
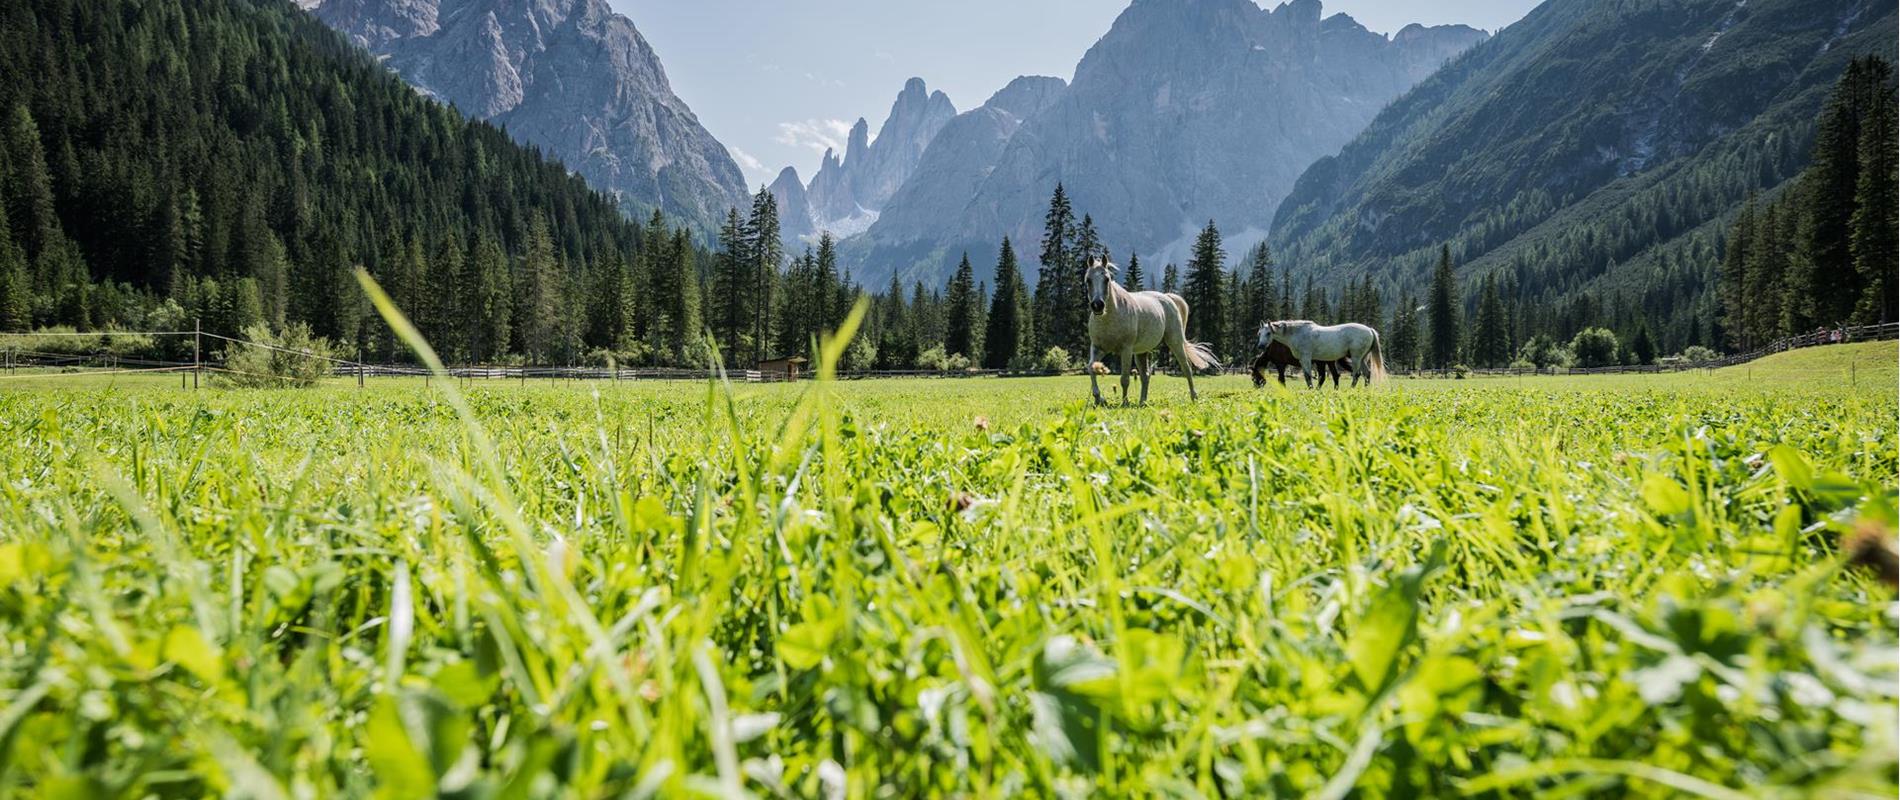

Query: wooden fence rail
<box><xmin>5</xmin><ymin>322</ymin><xmax>1893</xmax><ymax>385</ymax></box>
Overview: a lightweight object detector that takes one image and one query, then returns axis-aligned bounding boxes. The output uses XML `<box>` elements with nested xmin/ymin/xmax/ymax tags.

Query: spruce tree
<box><xmin>1034</xmin><ymin>184</ymin><xmax>1078</xmax><ymax>355</ymax></box>
<box><xmin>944</xmin><ymin>252</ymin><xmax>978</xmax><ymax>358</ymax></box>
<box><xmin>711</xmin><ymin>208</ymin><xmax>750</xmax><ymax>356</ymax></box>
<box><xmin>1123</xmin><ymin>253</ymin><xmax>1145</xmax><ymax>292</ymax></box>
<box><xmin>747</xmin><ymin>188</ymin><xmax>783</xmax><ymax>360</ymax></box>
<box><xmin>1472</xmin><ymin>274</ymin><xmax>1508</xmax><ymax>367</ymax></box>
<box><xmin>1428</xmin><ymin>244</ymin><xmax>1460</xmax><ymax>369</ymax></box>
<box><xmin>984</xmin><ymin>237</ymin><xmax>1026</xmax><ymax>369</ymax></box>
<box><xmin>1162</xmin><ymin>263</ymin><xmax>1180</xmax><ymax>294</ymax></box>
<box><xmin>1183</xmin><ymin>220</ymin><xmax>1226</xmax><ymax>345</ymax></box>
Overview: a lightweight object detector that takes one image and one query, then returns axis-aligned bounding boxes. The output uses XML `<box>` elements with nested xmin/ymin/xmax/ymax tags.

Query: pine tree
<box><xmin>1123</xmin><ymin>252</ymin><xmax>1145</xmax><ymax>292</ymax></box>
<box><xmin>944</xmin><ymin>252</ymin><xmax>978</xmax><ymax>358</ymax></box>
<box><xmin>1472</xmin><ymin>274</ymin><xmax>1508</xmax><ymax>367</ymax></box>
<box><xmin>1034</xmin><ymin>184</ymin><xmax>1078</xmax><ymax>355</ymax></box>
<box><xmin>1629</xmin><ymin>322</ymin><xmax>1657</xmax><ymax>365</ymax></box>
<box><xmin>711</xmin><ymin>208</ymin><xmax>750</xmax><ymax>355</ymax></box>
<box><xmin>747</xmin><ymin>187</ymin><xmax>783</xmax><ymax>360</ymax></box>
<box><xmin>1241</xmin><ymin>244</ymin><xmax>1274</xmax><ymax>334</ymax></box>
<box><xmin>468</xmin><ymin>231</ymin><xmax>512</xmax><ymax>363</ymax></box>
<box><xmin>1162</xmin><ymin>263</ymin><xmax>1180</xmax><ymax>294</ymax></box>
<box><xmin>984</xmin><ymin>237</ymin><xmax>1027</xmax><ymax>369</ymax></box>
<box><xmin>1428</xmin><ymin>244</ymin><xmax>1460</xmax><ymax>368</ymax></box>
<box><xmin>1183</xmin><ymin>220</ymin><xmax>1226</xmax><ymax>346</ymax></box>
<box><xmin>877</xmin><ymin>273</ymin><xmax>915</xmax><ymax>369</ymax></box>
<box><xmin>516</xmin><ymin>216</ymin><xmax>565</xmax><ymax>363</ymax></box>
<box><xmin>808</xmin><ymin>234</ymin><xmax>840</xmax><ymax>337</ymax></box>
<box><xmin>665</xmin><ymin>228</ymin><xmax>701</xmax><ymax>362</ymax></box>
<box><xmin>1389</xmin><ymin>292</ymin><xmax>1421</xmax><ymax>370</ymax></box>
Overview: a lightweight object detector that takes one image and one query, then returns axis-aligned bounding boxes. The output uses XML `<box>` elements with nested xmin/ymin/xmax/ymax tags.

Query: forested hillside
<box><xmin>0</xmin><ymin>0</ymin><xmax>707</xmax><ymax>364</ymax></box>
<box><xmin>1269</xmin><ymin>0</ymin><xmax>1896</xmax><ymax>354</ymax></box>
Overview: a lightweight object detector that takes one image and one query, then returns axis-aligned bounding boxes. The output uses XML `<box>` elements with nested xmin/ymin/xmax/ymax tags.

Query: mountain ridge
<box><xmin>303</xmin><ymin>0</ymin><xmax>751</xmax><ymax>237</ymax></box>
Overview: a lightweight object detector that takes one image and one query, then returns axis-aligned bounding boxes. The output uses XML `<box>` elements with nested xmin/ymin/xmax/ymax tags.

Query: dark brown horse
<box><xmin>1251</xmin><ymin>340</ymin><xmax>1353</xmax><ymax>388</ymax></box>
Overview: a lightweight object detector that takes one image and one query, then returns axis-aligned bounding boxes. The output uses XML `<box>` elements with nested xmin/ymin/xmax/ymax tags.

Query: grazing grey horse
<box><xmin>1085</xmin><ymin>258</ymin><xmax>1219</xmax><ymax>405</ymax></box>
<box><xmin>1259</xmin><ymin>320</ymin><xmax>1387</xmax><ymax>388</ymax></box>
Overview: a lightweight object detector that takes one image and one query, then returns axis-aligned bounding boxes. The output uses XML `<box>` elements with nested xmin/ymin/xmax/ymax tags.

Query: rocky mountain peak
<box><xmin>847</xmin><ymin>0</ymin><xmax>1488</xmax><ymax>287</ymax></box>
<box><xmin>795</xmin><ymin>78</ymin><xmax>959</xmax><ymax>240</ymax></box>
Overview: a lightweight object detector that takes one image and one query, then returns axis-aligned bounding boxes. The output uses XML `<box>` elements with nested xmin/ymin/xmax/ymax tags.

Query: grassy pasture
<box><xmin>0</xmin><ymin>342</ymin><xmax>1893</xmax><ymax>798</ymax></box>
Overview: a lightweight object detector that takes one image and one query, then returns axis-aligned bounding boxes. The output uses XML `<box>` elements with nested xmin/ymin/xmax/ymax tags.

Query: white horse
<box><xmin>1259</xmin><ymin>320</ymin><xmax>1386</xmax><ymax>389</ymax></box>
<box><xmin>1085</xmin><ymin>258</ymin><xmax>1220</xmax><ymax>405</ymax></box>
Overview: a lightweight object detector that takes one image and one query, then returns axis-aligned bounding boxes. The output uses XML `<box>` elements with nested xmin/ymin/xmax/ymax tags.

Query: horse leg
<box><xmin>1138</xmin><ymin>353</ymin><xmax>1152</xmax><ymax>405</ymax></box>
<box><xmin>1088</xmin><ymin>344</ymin><xmax>1105</xmax><ymax>406</ymax></box>
<box><xmin>1277</xmin><ymin>364</ymin><xmax>1288</xmax><ymax>386</ymax></box>
<box><xmin>1300</xmin><ymin>356</ymin><xmax>1321</xmax><ymax>391</ymax></box>
<box><xmin>1119</xmin><ymin>348</ymin><xmax>1135</xmax><ymax>406</ymax></box>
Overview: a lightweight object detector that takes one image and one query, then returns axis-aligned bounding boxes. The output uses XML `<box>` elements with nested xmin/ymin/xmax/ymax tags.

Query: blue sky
<box><xmin>615</xmin><ymin>0</ymin><xmax>1544</xmax><ymax>187</ymax></box>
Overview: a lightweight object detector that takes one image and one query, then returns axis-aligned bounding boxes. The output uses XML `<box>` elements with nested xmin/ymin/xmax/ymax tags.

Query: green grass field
<box><xmin>0</xmin><ymin>341</ymin><xmax>1894</xmax><ymax>798</ymax></box>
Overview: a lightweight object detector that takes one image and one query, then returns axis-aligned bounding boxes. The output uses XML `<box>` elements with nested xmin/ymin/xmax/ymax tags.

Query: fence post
<box><xmin>192</xmin><ymin>318</ymin><xmax>201</xmax><ymax>390</ymax></box>
<box><xmin>358</xmin><ymin>360</ymin><xmax>365</xmax><ymax>389</ymax></box>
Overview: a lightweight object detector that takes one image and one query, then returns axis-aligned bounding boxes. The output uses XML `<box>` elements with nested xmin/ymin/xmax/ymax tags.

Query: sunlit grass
<box><xmin>0</xmin><ymin>342</ymin><xmax>1893</xmax><ymax>797</ymax></box>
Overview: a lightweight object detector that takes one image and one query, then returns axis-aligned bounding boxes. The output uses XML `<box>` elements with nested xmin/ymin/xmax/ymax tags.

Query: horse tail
<box><xmin>1185</xmin><ymin>341</ymin><xmax>1220</xmax><ymax>372</ymax></box>
<box><xmin>1366</xmin><ymin>331</ymin><xmax>1388</xmax><ymax>383</ymax></box>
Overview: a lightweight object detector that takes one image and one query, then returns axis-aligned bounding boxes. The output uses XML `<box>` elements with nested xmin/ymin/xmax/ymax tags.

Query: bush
<box><xmin>1509</xmin><ymin>358</ymin><xmax>1538</xmax><ymax>371</ymax></box>
<box><xmin>1452</xmin><ymin>364</ymin><xmax>1471</xmax><ymax>379</ymax></box>
<box><xmin>1037</xmin><ymin>346</ymin><xmax>1073</xmax><ymax>374</ymax></box>
<box><xmin>216</xmin><ymin>323</ymin><xmax>341</xmax><ymax>388</ymax></box>
<box><xmin>944</xmin><ymin>353</ymin><xmax>972</xmax><ymax>373</ymax></box>
<box><xmin>1569</xmin><ymin>327</ymin><xmax>1620</xmax><ymax>368</ymax></box>
<box><xmin>1517</xmin><ymin>334</ymin><xmax>1564</xmax><ymax>369</ymax></box>
<box><xmin>1678</xmin><ymin>345</ymin><xmax>1719</xmax><ymax>364</ymax></box>
<box><xmin>915</xmin><ymin>345</ymin><xmax>949</xmax><ymax>372</ymax></box>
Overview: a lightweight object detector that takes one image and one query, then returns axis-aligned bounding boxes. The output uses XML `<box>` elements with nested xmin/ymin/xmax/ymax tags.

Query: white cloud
<box><xmin>775</xmin><ymin>119</ymin><xmax>854</xmax><ymax>156</ymax></box>
<box><xmin>727</xmin><ymin>146</ymin><xmax>773</xmax><ymax>183</ymax></box>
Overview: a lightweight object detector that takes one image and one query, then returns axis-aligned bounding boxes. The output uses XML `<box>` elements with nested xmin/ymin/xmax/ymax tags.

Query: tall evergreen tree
<box><xmin>747</xmin><ymin>187</ymin><xmax>783</xmax><ymax>359</ymax></box>
<box><xmin>984</xmin><ymin>237</ymin><xmax>1027</xmax><ymax>369</ymax></box>
<box><xmin>1428</xmin><ymin>244</ymin><xmax>1460</xmax><ymax>368</ymax></box>
<box><xmin>1162</xmin><ymin>263</ymin><xmax>1180</xmax><ymax>294</ymax></box>
<box><xmin>711</xmin><ymin>208</ymin><xmax>750</xmax><ymax>356</ymax></box>
<box><xmin>877</xmin><ymin>273</ymin><xmax>915</xmax><ymax>369</ymax></box>
<box><xmin>1033</xmin><ymin>184</ymin><xmax>1079</xmax><ymax>355</ymax></box>
<box><xmin>1183</xmin><ymin>220</ymin><xmax>1226</xmax><ymax>346</ymax></box>
<box><xmin>944</xmin><ymin>252</ymin><xmax>978</xmax><ymax>358</ymax></box>
<box><xmin>1240</xmin><ymin>244</ymin><xmax>1274</xmax><ymax>334</ymax></box>
<box><xmin>1123</xmin><ymin>252</ymin><xmax>1145</xmax><ymax>292</ymax></box>
<box><xmin>1389</xmin><ymin>292</ymin><xmax>1422</xmax><ymax>370</ymax></box>
<box><xmin>516</xmin><ymin>215</ymin><xmax>566</xmax><ymax>363</ymax></box>
<box><xmin>1472</xmin><ymin>274</ymin><xmax>1509</xmax><ymax>367</ymax></box>
<box><xmin>467</xmin><ymin>231</ymin><xmax>512</xmax><ymax>363</ymax></box>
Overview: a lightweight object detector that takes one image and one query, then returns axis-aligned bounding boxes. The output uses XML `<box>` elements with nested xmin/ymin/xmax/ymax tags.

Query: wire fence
<box><xmin>1</xmin><ymin>321</ymin><xmax>1893</xmax><ymax>387</ymax></box>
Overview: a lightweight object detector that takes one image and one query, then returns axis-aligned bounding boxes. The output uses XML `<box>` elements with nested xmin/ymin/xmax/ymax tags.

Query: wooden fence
<box><xmin>4</xmin><ymin>322</ymin><xmax>1893</xmax><ymax>386</ymax></box>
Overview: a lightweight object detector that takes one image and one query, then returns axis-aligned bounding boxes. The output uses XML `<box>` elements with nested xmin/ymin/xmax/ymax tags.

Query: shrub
<box><xmin>1452</xmin><ymin>364</ymin><xmax>1471</xmax><ymax>379</ymax></box>
<box><xmin>945</xmin><ymin>353</ymin><xmax>972</xmax><ymax>373</ymax></box>
<box><xmin>1037</xmin><ymin>346</ymin><xmax>1073</xmax><ymax>374</ymax></box>
<box><xmin>1518</xmin><ymin>334</ymin><xmax>1564</xmax><ymax>369</ymax></box>
<box><xmin>1678</xmin><ymin>345</ymin><xmax>1719</xmax><ymax>363</ymax></box>
<box><xmin>1509</xmin><ymin>358</ymin><xmax>1538</xmax><ymax>371</ymax></box>
<box><xmin>1569</xmin><ymin>327</ymin><xmax>1620</xmax><ymax>368</ymax></box>
<box><xmin>915</xmin><ymin>345</ymin><xmax>949</xmax><ymax>372</ymax></box>
<box><xmin>216</xmin><ymin>323</ymin><xmax>341</xmax><ymax>388</ymax></box>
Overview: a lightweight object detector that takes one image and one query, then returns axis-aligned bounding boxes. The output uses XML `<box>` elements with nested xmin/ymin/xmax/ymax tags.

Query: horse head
<box><xmin>1083</xmin><ymin>257</ymin><xmax>1119</xmax><ymax>316</ymax></box>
